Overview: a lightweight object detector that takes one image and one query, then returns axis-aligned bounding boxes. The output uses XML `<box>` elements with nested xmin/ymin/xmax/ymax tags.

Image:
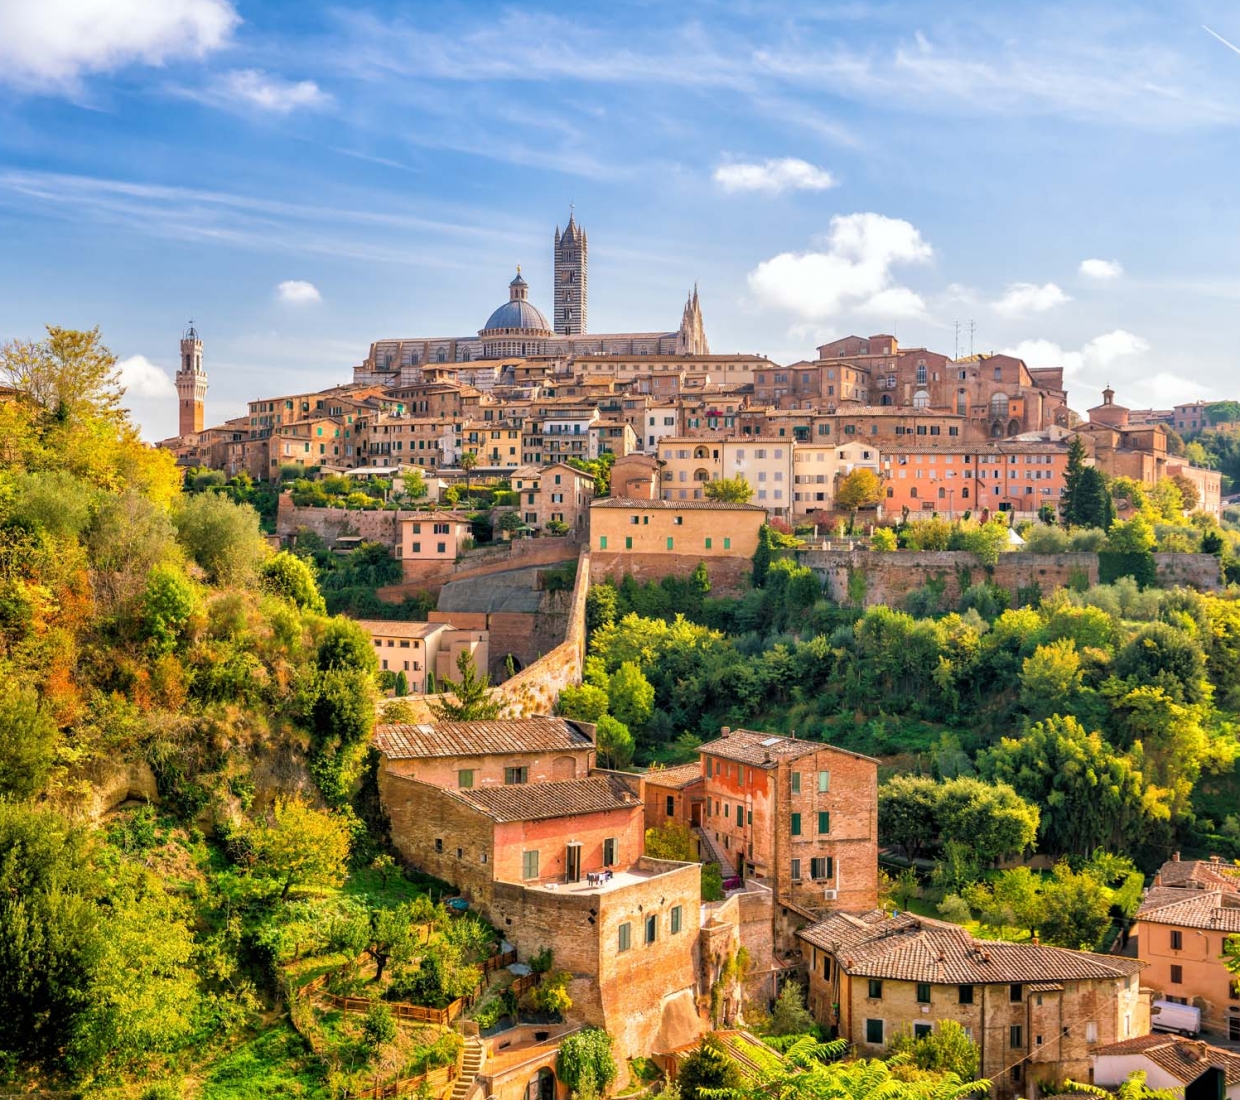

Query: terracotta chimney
<box><xmin>721</xmin><ymin>726</ymin><xmax>731</xmax><ymax>737</ymax></box>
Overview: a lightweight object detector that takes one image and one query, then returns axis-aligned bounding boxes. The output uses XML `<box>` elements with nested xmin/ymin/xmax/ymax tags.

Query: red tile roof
<box><xmin>1094</xmin><ymin>1035</ymin><xmax>1240</xmax><ymax>1086</ymax></box>
<box><xmin>455</xmin><ymin>775</ymin><xmax>640</xmax><ymax>822</ymax></box>
<box><xmin>698</xmin><ymin>729</ymin><xmax>878</xmax><ymax>769</ymax></box>
<box><xmin>1154</xmin><ymin>858</ymin><xmax>1240</xmax><ymax>892</ymax></box>
<box><xmin>374</xmin><ymin>718</ymin><xmax>593</xmax><ymax>760</ymax></box>
<box><xmin>1136</xmin><ymin>888</ymin><xmax>1240</xmax><ymax>933</ymax></box>
<box><xmin>591</xmin><ymin>498</ymin><xmax>766</xmax><ymax>512</ymax></box>
<box><xmin>799</xmin><ymin>910</ymin><xmax>1145</xmax><ymax>984</ymax></box>
<box><xmin>643</xmin><ymin>763</ymin><xmax>704</xmax><ymax>790</ymax></box>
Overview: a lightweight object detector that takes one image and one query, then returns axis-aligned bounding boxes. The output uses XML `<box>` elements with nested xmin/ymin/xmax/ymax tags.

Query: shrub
<box><xmin>362</xmin><ymin>1001</ymin><xmax>397</xmax><ymax>1048</ymax></box>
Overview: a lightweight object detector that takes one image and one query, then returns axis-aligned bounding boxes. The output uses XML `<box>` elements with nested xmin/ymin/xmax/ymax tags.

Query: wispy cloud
<box><xmin>0</xmin><ymin>0</ymin><xmax>238</xmax><ymax>93</ymax></box>
<box><xmin>748</xmin><ymin>213</ymin><xmax>933</xmax><ymax>321</ymax></box>
<box><xmin>714</xmin><ymin>158</ymin><xmax>836</xmax><ymax>194</ymax></box>
<box><xmin>992</xmin><ymin>282</ymin><xmax>1070</xmax><ymax>317</ymax></box>
<box><xmin>185</xmin><ymin>69</ymin><xmax>332</xmax><ymax>114</ymax></box>
<box><xmin>276</xmin><ymin>279</ymin><xmax>322</xmax><ymax>304</ymax></box>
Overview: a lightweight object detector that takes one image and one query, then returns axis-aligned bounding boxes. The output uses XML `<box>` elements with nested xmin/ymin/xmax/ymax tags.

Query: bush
<box><xmin>362</xmin><ymin>1000</ymin><xmax>397</xmax><ymax>1048</ymax></box>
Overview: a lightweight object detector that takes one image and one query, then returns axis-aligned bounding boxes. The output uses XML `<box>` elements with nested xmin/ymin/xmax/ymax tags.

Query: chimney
<box><xmin>721</xmin><ymin>726</ymin><xmax>731</xmax><ymax>737</ymax></box>
<box><xmin>1173</xmin><ymin>851</ymin><xmax>1181</xmax><ymax>861</ymax></box>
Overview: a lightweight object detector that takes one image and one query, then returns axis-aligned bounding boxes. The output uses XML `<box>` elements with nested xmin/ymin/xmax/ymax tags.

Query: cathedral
<box><xmin>355</xmin><ymin>214</ymin><xmax>708</xmax><ymax>385</ymax></box>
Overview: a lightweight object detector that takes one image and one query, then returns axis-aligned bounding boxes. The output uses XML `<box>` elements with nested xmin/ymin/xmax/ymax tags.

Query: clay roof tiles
<box><xmin>1155</xmin><ymin>858</ymin><xmax>1240</xmax><ymax>892</ymax></box>
<box><xmin>455</xmin><ymin>774</ymin><xmax>639</xmax><ymax>822</ymax></box>
<box><xmin>643</xmin><ymin>763</ymin><xmax>704</xmax><ymax>790</ymax></box>
<box><xmin>1136</xmin><ymin>888</ymin><xmax>1240</xmax><ymax>933</ymax></box>
<box><xmin>1093</xmin><ymin>1035</ymin><xmax>1240</xmax><ymax>1086</ymax></box>
<box><xmin>374</xmin><ymin>717</ymin><xmax>593</xmax><ymax>760</ymax></box>
<box><xmin>698</xmin><ymin>729</ymin><xmax>879</xmax><ymax>768</ymax></box>
<box><xmin>590</xmin><ymin>498</ymin><xmax>766</xmax><ymax>512</ymax></box>
<box><xmin>798</xmin><ymin>910</ymin><xmax>1145</xmax><ymax>985</ymax></box>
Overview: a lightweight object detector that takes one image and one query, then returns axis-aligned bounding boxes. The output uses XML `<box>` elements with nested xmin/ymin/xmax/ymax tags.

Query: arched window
<box><xmin>913</xmin><ymin>390</ymin><xmax>930</xmax><ymax>409</ymax></box>
<box><xmin>990</xmin><ymin>392</ymin><xmax>1009</xmax><ymax>418</ymax></box>
<box><xmin>916</xmin><ymin>364</ymin><xmax>927</xmax><ymax>385</ymax></box>
<box><xmin>436</xmin><ymin>347</ymin><xmax>447</xmax><ymax>363</ymax></box>
<box><xmin>1008</xmin><ymin>419</ymin><xmax>1021</xmax><ymax>437</ymax></box>
<box><xmin>693</xmin><ymin>468</ymin><xmax>710</xmax><ymax>482</ymax></box>
<box><xmin>880</xmin><ymin>394</ymin><xmax>893</xmax><ymax>406</ymax></box>
<box><xmin>956</xmin><ymin>389</ymin><xmax>967</xmax><ymax>415</ymax></box>
<box><xmin>694</xmin><ymin>446</ymin><xmax>709</xmax><ymax>459</ymax></box>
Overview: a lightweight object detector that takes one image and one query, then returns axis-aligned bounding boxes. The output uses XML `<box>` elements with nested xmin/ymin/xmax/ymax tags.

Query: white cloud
<box><xmin>714</xmin><ymin>158</ymin><xmax>836</xmax><ymax>195</ymax></box>
<box><xmin>747</xmin><ymin>213</ymin><xmax>932</xmax><ymax>321</ymax></box>
<box><xmin>1002</xmin><ymin>330</ymin><xmax>1172</xmax><ymax>407</ymax></box>
<box><xmin>0</xmin><ymin>0</ymin><xmax>238</xmax><ymax>92</ymax></box>
<box><xmin>204</xmin><ymin>69</ymin><xmax>331</xmax><ymax>113</ymax></box>
<box><xmin>992</xmin><ymin>282</ymin><xmax>1070</xmax><ymax>317</ymax></box>
<box><xmin>1079</xmin><ymin>258</ymin><xmax>1124</xmax><ymax>280</ymax></box>
<box><xmin>276</xmin><ymin>279</ymin><xmax>322</xmax><ymax>304</ymax></box>
<box><xmin>117</xmin><ymin>354</ymin><xmax>176</xmax><ymax>398</ymax></box>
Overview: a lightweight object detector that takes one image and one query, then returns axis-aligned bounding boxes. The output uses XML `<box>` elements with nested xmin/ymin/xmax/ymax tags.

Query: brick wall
<box><xmin>791</xmin><ymin>549</ymin><xmax>1222</xmax><ymax>608</ymax></box>
<box><xmin>277</xmin><ymin>495</ymin><xmax>411</xmax><ymax>546</ymax></box>
<box><xmin>383</xmin><ymin>747</ymin><xmax>594</xmax><ymax>790</ymax></box>
<box><xmin>591</xmin><ymin>551</ymin><xmax>752</xmax><ymax>594</ymax></box>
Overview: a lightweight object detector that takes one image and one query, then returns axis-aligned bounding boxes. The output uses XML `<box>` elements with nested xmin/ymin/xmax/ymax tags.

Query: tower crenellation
<box><xmin>553</xmin><ymin>211</ymin><xmax>587</xmax><ymax>336</ymax></box>
<box><xmin>175</xmin><ymin>321</ymin><xmax>207</xmax><ymax>437</ymax></box>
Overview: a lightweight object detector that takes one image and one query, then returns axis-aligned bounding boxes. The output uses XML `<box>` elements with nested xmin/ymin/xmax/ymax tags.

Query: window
<box><xmin>618</xmin><ymin>923</ymin><xmax>631</xmax><ymax>952</ymax></box>
<box><xmin>522</xmin><ymin>850</ymin><xmax>539</xmax><ymax>880</ymax></box>
<box><xmin>1170</xmin><ymin>964</ymin><xmax>1183</xmax><ymax>984</ymax></box>
<box><xmin>818</xmin><ymin>811</ymin><xmax>830</xmax><ymax>834</ymax></box>
<box><xmin>818</xmin><ymin>770</ymin><xmax>830</xmax><ymax>792</ymax></box>
<box><xmin>1009</xmin><ymin>984</ymin><xmax>1023</xmax><ymax>1003</ymax></box>
<box><xmin>791</xmin><ymin>772</ymin><xmax>802</xmax><ymax>794</ymax></box>
<box><xmin>599</xmin><ymin>535</ymin><xmax>608</xmax><ymax>549</ymax></box>
<box><xmin>671</xmin><ymin>905</ymin><xmax>683</xmax><ymax>934</ymax></box>
<box><xmin>790</xmin><ymin>813</ymin><xmax>802</xmax><ymax>836</ymax></box>
<box><xmin>603</xmin><ymin>837</ymin><xmax>617</xmax><ymax>865</ymax></box>
<box><xmin>666</xmin><ymin>795</ymin><xmax>675</xmax><ymax>816</ymax></box>
<box><xmin>865</xmin><ymin>1019</ymin><xmax>884</xmax><ymax>1045</ymax></box>
<box><xmin>916</xmin><ymin>983</ymin><xmax>931</xmax><ymax>1004</ymax></box>
<box><xmin>645</xmin><ymin>915</ymin><xmax>657</xmax><ymax>944</ymax></box>
<box><xmin>958</xmin><ymin>985</ymin><xmax>974</xmax><ymax>1005</ymax></box>
<box><xmin>625</xmin><ymin>536</ymin><xmax>632</xmax><ymax>549</ymax></box>
<box><xmin>811</xmin><ymin>857</ymin><xmax>832</xmax><ymax>880</ymax></box>
<box><xmin>1085</xmin><ymin>1022</ymin><xmax>1098</xmax><ymax>1044</ymax></box>
<box><xmin>791</xmin><ymin>858</ymin><xmax>802</xmax><ymax>881</ymax></box>
<box><xmin>435</xmin><ymin>838</ymin><xmax>443</xmax><ymax>852</ymax></box>
<box><xmin>1170</xmin><ymin>930</ymin><xmax>1183</xmax><ymax>950</ymax></box>
<box><xmin>868</xmin><ymin>979</ymin><xmax>883</xmax><ymax>999</ymax></box>
<box><xmin>458</xmin><ymin>769</ymin><xmax>474</xmax><ymax>789</ymax></box>
<box><xmin>705</xmin><ymin>537</ymin><xmax>712</xmax><ymax>549</ymax></box>
<box><xmin>666</xmin><ymin>537</ymin><xmax>674</xmax><ymax>550</ymax></box>
<box><xmin>505</xmin><ymin>766</ymin><xmax>529</xmax><ymax>785</ymax></box>
<box><xmin>1010</xmin><ymin>1026</ymin><xmax>1023</xmax><ymax>1049</ymax></box>
<box><xmin>914</xmin><ymin>1024</ymin><xmax>932</xmax><ymax>1040</ymax></box>
<box><xmin>723</xmin><ymin>537</ymin><xmax>731</xmax><ymax>549</ymax></box>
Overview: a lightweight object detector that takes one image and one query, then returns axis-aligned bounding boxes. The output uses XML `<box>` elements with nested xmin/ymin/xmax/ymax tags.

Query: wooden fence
<box><xmin>306</xmin><ymin>948</ymin><xmax>520</xmax><ymax>1027</ymax></box>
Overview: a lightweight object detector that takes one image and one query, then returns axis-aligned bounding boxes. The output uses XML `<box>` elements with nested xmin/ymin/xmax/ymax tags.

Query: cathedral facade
<box><xmin>355</xmin><ymin>214</ymin><xmax>708</xmax><ymax>385</ymax></box>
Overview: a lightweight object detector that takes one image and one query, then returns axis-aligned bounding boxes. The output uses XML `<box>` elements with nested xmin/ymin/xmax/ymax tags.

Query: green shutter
<box><xmin>790</xmin><ymin>812</ymin><xmax>802</xmax><ymax>836</ymax></box>
<box><xmin>818</xmin><ymin>811</ymin><xmax>830</xmax><ymax>834</ymax></box>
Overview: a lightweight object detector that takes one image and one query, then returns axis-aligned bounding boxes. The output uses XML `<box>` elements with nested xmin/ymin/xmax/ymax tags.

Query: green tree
<box><xmin>1020</xmin><ymin>638</ymin><xmax>1083</xmax><ymax>719</ymax></box>
<box><xmin>393</xmin><ymin>670</ymin><xmax>409</xmax><ymax>696</ymax></box>
<box><xmin>1108</xmin><ymin>514</ymin><xmax>1156</xmax><ymax>553</ymax></box>
<box><xmin>1</xmin><ymin>325</ymin><xmax>125</xmax><ymax>425</ymax></box>
<box><xmin>872</xmin><ymin>527</ymin><xmax>898</xmax><ymax>551</ymax></box>
<box><xmin>1072</xmin><ymin>467</ymin><xmax>1114</xmax><ymax>531</ymax></box>
<box><xmin>934</xmin><ymin>777</ymin><xmax>1040</xmax><ymax>865</ymax></box>
<box><xmin>1112</xmin><ymin>621</ymin><xmax>1208</xmax><ymax>705</ymax></box>
<box><xmin>402</xmin><ymin>468</ymin><xmax>428</xmax><ymax>500</ymax></box>
<box><xmin>556</xmin><ymin>683</ymin><xmax>610</xmax><ymax>723</ymax></box>
<box><xmin>1060</xmin><ymin>434</ymin><xmax>1088</xmax><ymax>524</ymax></box>
<box><xmin>430</xmin><ymin>650</ymin><xmax>501</xmax><ymax>721</ymax></box>
<box><xmin>586</xmin><ymin>584</ymin><xmax>618</xmax><ymax>636</ymax></box>
<box><xmin>362</xmin><ymin>1000</ymin><xmax>397</xmax><ymax>1049</ymax></box>
<box><xmin>877</xmin><ymin>774</ymin><xmax>940</xmax><ymax>861</ymax></box>
<box><xmin>644</xmin><ymin>821</ymin><xmax>695</xmax><ymax>862</ymax></box>
<box><xmin>594</xmin><ymin>714</ymin><xmax>635</xmax><ymax>769</ymax></box>
<box><xmin>251</xmin><ymin>796</ymin><xmax>352</xmax><ymax>899</ymax></box>
<box><xmin>317</xmin><ymin>617</ymin><xmax>379</xmax><ymax>674</ymax></box>
<box><xmin>141</xmin><ymin>562</ymin><xmax>198</xmax><ymax>652</ymax></box>
<box><xmin>704</xmin><ymin>476</ymin><xmax>754</xmax><ymax>504</ymax></box>
<box><xmin>951</xmin><ymin>518</ymin><xmax>1010</xmax><ymax>567</ymax></box>
<box><xmin>261</xmin><ymin>550</ymin><xmax>326</xmax><ymax>613</ymax></box>
<box><xmin>835</xmin><ymin>468</ymin><xmax>884</xmax><ymax>531</ymax></box>
<box><xmin>767</xmin><ymin>980</ymin><xmax>818</xmax><ymax>1037</ymax></box>
<box><xmin>0</xmin><ymin>686</ymin><xmax>57</xmax><ymax>799</ymax></box>
<box><xmin>460</xmin><ymin>451</ymin><xmax>479</xmax><ymax>501</ymax></box>
<box><xmin>752</xmin><ymin>526</ymin><xmax>774</xmax><ymax>587</ymax></box>
<box><xmin>557</xmin><ymin>1028</ymin><xmax>617</xmax><ymax>1099</ymax></box>
<box><xmin>1149</xmin><ymin>479</ymin><xmax>1184</xmax><ymax>520</ymax></box>
<box><xmin>608</xmin><ymin>661</ymin><xmax>654</xmax><ymax>730</ymax></box>
<box><xmin>368</xmin><ymin>902</ymin><xmax>424</xmax><ymax>983</ymax></box>
<box><xmin>1038</xmin><ymin>862</ymin><xmax>1113</xmax><ymax>949</ymax></box>
<box><xmin>678</xmin><ymin>1035</ymin><xmax>742</xmax><ymax>1100</ymax></box>
<box><xmin>888</xmin><ymin>1020</ymin><xmax>980</xmax><ymax>1081</ymax></box>
<box><xmin>172</xmin><ymin>493</ymin><xmax>268</xmax><ymax>585</ymax></box>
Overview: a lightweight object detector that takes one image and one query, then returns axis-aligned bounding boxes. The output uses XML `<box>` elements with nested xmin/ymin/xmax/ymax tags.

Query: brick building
<box><xmin>641</xmin><ymin>762</ymin><xmax>706</xmax><ymax>832</ymax></box>
<box><xmin>696</xmin><ymin>729</ymin><xmax>879</xmax><ymax>915</ymax></box>
<box><xmin>1133</xmin><ymin>857</ymin><xmax>1240</xmax><ymax>1040</ymax></box>
<box><xmin>398</xmin><ymin>511</ymin><xmax>473</xmax><ymax>573</ymax></box>
<box><xmin>510</xmin><ymin>462</ymin><xmax>595</xmax><ymax>535</ymax></box>
<box><xmin>374</xmin><ymin>718</ymin><xmax>704</xmax><ymax>1065</ymax></box>
<box><xmin>800</xmin><ymin>911</ymin><xmax>1149</xmax><ymax>1097</ymax></box>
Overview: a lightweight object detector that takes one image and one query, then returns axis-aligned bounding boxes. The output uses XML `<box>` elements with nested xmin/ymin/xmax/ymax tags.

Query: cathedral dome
<box><xmin>480</xmin><ymin>267</ymin><xmax>552</xmax><ymax>336</ymax></box>
<box><xmin>482</xmin><ymin>298</ymin><xmax>552</xmax><ymax>334</ymax></box>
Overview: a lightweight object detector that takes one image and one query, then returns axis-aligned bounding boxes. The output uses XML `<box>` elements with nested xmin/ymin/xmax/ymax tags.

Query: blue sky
<box><xmin>3</xmin><ymin>0</ymin><xmax>1240</xmax><ymax>439</ymax></box>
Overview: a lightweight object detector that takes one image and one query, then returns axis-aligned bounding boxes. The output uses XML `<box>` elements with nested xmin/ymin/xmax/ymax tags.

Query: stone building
<box><xmin>510</xmin><ymin>462</ymin><xmax>595</xmax><ymax>535</ymax></box>
<box><xmin>1091</xmin><ymin>1034</ymin><xmax>1240</xmax><ymax>1097</ymax></box>
<box><xmin>358</xmin><ymin>620</ymin><xmax>488</xmax><ymax>695</ymax></box>
<box><xmin>641</xmin><ymin>762</ymin><xmax>706</xmax><ymax>833</ymax></box>
<box><xmin>696</xmin><ymin>729</ymin><xmax>879</xmax><ymax>917</ymax></box>
<box><xmin>800</xmin><ymin>911</ymin><xmax>1149</xmax><ymax>1097</ymax></box>
<box><xmin>374</xmin><ymin>719</ymin><xmax>704</xmax><ymax>1065</ymax></box>
<box><xmin>397</xmin><ymin>511</ymin><xmax>473</xmax><ymax>574</ymax></box>
<box><xmin>588</xmin><ymin>497</ymin><xmax>766</xmax><ymax>589</ymax></box>
<box><xmin>1133</xmin><ymin>857</ymin><xmax>1240</xmax><ymax>1040</ymax></box>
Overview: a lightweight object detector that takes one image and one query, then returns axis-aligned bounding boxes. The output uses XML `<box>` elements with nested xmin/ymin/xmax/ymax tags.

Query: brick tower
<box><xmin>176</xmin><ymin>322</ymin><xmax>207</xmax><ymax>437</ymax></box>
<box><xmin>553</xmin><ymin>211</ymin><xmax>587</xmax><ymax>335</ymax></box>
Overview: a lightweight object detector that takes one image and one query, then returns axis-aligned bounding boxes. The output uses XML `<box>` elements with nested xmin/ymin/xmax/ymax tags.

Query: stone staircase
<box><xmin>450</xmin><ymin>1036</ymin><xmax>485</xmax><ymax>1100</ymax></box>
<box><xmin>695</xmin><ymin>826</ymin><xmax>733</xmax><ymax>872</ymax></box>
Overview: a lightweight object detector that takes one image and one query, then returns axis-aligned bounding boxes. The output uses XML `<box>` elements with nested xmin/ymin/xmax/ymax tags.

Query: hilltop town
<box><xmin>3</xmin><ymin>217</ymin><xmax>1240</xmax><ymax>1100</ymax></box>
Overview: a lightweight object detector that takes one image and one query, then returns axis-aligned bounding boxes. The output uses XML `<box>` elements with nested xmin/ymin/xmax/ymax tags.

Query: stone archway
<box><xmin>527</xmin><ymin>1067</ymin><xmax>556</xmax><ymax>1100</ymax></box>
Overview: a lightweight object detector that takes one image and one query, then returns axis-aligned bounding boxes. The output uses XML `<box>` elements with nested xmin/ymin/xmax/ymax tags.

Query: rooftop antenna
<box><xmin>969</xmin><ymin>319</ymin><xmax>976</xmax><ymax>357</ymax></box>
<box><xmin>954</xmin><ymin>321</ymin><xmax>961</xmax><ymax>360</ymax></box>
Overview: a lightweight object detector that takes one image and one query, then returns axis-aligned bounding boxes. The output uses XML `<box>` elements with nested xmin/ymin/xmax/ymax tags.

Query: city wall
<box><xmin>788</xmin><ymin>549</ymin><xmax>1221</xmax><ymax>608</ymax></box>
<box><xmin>590</xmin><ymin>551</ymin><xmax>751</xmax><ymax>594</ymax></box>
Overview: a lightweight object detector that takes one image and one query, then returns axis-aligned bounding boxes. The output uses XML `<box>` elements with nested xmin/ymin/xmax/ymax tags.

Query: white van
<box><xmin>1151</xmin><ymin>1000</ymin><xmax>1202</xmax><ymax>1037</ymax></box>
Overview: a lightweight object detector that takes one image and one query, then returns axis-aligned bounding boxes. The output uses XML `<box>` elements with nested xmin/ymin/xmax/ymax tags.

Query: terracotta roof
<box><xmin>374</xmin><ymin>718</ymin><xmax>593</xmax><ymax>760</ymax></box>
<box><xmin>353</xmin><ymin>619</ymin><xmax>445</xmax><ymax>639</ymax></box>
<box><xmin>1136</xmin><ymin>888</ymin><xmax>1240</xmax><ymax>932</ymax></box>
<box><xmin>591</xmin><ymin>498</ymin><xmax>766</xmax><ymax>512</ymax></box>
<box><xmin>643</xmin><ymin>763</ymin><xmax>704</xmax><ymax>790</ymax></box>
<box><xmin>399</xmin><ymin>511</ymin><xmax>474</xmax><ymax>522</ymax></box>
<box><xmin>1093</xmin><ymin>1035</ymin><xmax>1240</xmax><ymax>1086</ymax></box>
<box><xmin>1155</xmin><ymin>858</ymin><xmax>1240</xmax><ymax>892</ymax></box>
<box><xmin>456</xmin><ymin>775</ymin><xmax>640</xmax><ymax>822</ymax></box>
<box><xmin>798</xmin><ymin>910</ymin><xmax>1146</xmax><ymax>985</ymax></box>
<box><xmin>698</xmin><ymin>729</ymin><xmax>879</xmax><ymax>769</ymax></box>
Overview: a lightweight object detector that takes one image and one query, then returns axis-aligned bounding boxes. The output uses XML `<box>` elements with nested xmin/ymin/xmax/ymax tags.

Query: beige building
<box><xmin>792</xmin><ymin>440</ymin><xmax>881</xmax><ymax>517</ymax></box>
<box><xmin>398</xmin><ymin>511</ymin><xmax>473</xmax><ymax>570</ymax></box>
<box><xmin>1092</xmin><ymin>1034</ymin><xmax>1240</xmax><ymax>1097</ymax></box>
<box><xmin>510</xmin><ymin>462</ymin><xmax>595</xmax><ymax>535</ymax></box>
<box><xmin>801</xmin><ymin>911</ymin><xmax>1149</xmax><ymax>1098</ymax></box>
<box><xmin>357</xmin><ymin>619</ymin><xmax>489</xmax><ymax>695</ymax></box>
<box><xmin>1133</xmin><ymin>858</ymin><xmax>1240</xmax><ymax>1041</ymax></box>
<box><xmin>657</xmin><ymin>437</ymin><xmax>796</xmax><ymax>516</ymax></box>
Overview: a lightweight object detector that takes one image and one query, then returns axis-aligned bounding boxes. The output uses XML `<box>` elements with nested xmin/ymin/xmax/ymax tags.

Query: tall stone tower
<box><xmin>176</xmin><ymin>322</ymin><xmax>207</xmax><ymax>437</ymax></box>
<box><xmin>553</xmin><ymin>212</ymin><xmax>587</xmax><ymax>335</ymax></box>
